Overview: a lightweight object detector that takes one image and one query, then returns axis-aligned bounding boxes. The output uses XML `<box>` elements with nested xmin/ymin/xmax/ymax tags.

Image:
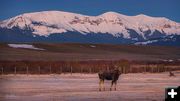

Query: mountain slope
<box><xmin>0</xmin><ymin>11</ymin><xmax>180</xmax><ymax>44</ymax></box>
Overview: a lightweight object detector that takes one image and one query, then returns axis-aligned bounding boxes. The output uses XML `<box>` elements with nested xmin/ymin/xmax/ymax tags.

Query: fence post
<box><xmin>129</xmin><ymin>66</ymin><xmax>131</xmax><ymax>73</ymax></box>
<box><xmin>143</xmin><ymin>67</ymin><xmax>145</xmax><ymax>73</ymax></box>
<box><xmin>70</xmin><ymin>66</ymin><xmax>72</xmax><ymax>75</ymax></box>
<box><xmin>26</xmin><ymin>66</ymin><xmax>29</xmax><ymax>76</ymax></box>
<box><xmin>50</xmin><ymin>66</ymin><xmax>52</xmax><ymax>74</ymax></box>
<box><xmin>81</xmin><ymin>67</ymin><xmax>83</xmax><ymax>74</ymax></box>
<box><xmin>14</xmin><ymin>67</ymin><xmax>16</xmax><ymax>75</ymax></box>
<box><xmin>151</xmin><ymin>67</ymin><xmax>152</xmax><ymax>73</ymax></box>
<box><xmin>1</xmin><ymin>67</ymin><xmax>3</xmax><ymax>75</ymax></box>
<box><xmin>89</xmin><ymin>67</ymin><xmax>91</xmax><ymax>74</ymax></box>
<box><xmin>164</xmin><ymin>66</ymin><xmax>167</xmax><ymax>72</ymax></box>
<box><xmin>38</xmin><ymin>66</ymin><xmax>41</xmax><ymax>75</ymax></box>
<box><xmin>60</xmin><ymin>67</ymin><xmax>62</xmax><ymax>74</ymax></box>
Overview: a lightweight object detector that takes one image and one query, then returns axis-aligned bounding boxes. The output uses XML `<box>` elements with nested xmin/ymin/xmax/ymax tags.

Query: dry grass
<box><xmin>0</xmin><ymin>72</ymin><xmax>180</xmax><ymax>101</ymax></box>
<box><xmin>0</xmin><ymin>43</ymin><xmax>180</xmax><ymax>61</ymax></box>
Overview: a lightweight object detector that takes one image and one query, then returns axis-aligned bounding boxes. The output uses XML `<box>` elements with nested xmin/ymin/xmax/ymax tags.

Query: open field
<box><xmin>0</xmin><ymin>43</ymin><xmax>180</xmax><ymax>61</ymax></box>
<box><xmin>0</xmin><ymin>43</ymin><xmax>180</xmax><ymax>101</ymax></box>
<box><xmin>0</xmin><ymin>72</ymin><xmax>180</xmax><ymax>101</ymax></box>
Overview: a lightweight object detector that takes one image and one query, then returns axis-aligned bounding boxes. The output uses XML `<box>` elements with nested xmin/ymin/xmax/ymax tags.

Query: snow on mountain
<box><xmin>135</xmin><ymin>40</ymin><xmax>158</xmax><ymax>45</ymax></box>
<box><xmin>0</xmin><ymin>11</ymin><xmax>180</xmax><ymax>39</ymax></box>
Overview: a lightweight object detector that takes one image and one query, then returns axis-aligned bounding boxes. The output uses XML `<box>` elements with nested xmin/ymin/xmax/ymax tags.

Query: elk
<box><xmin>98</xmin><ymin>68</ymin><xmax>121</xmax><ymax>91</ymax></box>
<box><xmin>169</xmin><ymin>71</ymin><xmax>175</xmax><ymax>77</ymax></box>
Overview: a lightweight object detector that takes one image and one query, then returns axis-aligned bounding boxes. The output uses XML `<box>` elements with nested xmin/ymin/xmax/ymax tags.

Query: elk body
<box><xmin>98</xmin><ymin>69</ymin><xmax>121</xmax><ymax>91</ymax></box>
<box><xmin>169</xmin><ymin>71</ymin><xmax>175</xmax><ymax>77</ymax></box>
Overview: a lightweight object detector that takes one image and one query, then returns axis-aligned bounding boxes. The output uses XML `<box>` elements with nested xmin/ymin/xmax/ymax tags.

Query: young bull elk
<box><xmin>98</xmin><ymin>68</ymin><xmax>121</xmax><ymax>91</ymax></box>
<box><xmin>169</xmin><ymin>71</ymin><xmax>175</xmax><ymax>77</ymax></box>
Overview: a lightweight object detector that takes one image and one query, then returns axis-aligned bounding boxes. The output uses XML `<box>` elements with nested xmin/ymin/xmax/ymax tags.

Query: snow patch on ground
<box><xmin>8</xmin><ymin>44</ymin><xmax>45</xmax><ymax>50</ymax></box>
<box><xmin>90</xmin><ymin>45</ymin><xmax>96</xmax><ymax>48</ymax></box>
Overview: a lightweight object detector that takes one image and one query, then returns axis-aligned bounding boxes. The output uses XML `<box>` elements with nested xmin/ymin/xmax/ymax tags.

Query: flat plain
<box><xmin>0</xmin><ymin>72</ymin><xmax>180</xmax><ymax>101</ymax></box>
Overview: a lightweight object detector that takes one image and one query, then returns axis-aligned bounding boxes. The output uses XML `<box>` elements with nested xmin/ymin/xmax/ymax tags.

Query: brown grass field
<box><xmin>0</xmin><ymin>43</ymin><xmax>180</xmax><ymax>61</ymax></box>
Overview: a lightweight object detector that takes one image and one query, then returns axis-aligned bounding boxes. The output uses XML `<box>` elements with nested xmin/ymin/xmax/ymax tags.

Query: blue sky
<box><xmin>0</xmin><ymin>0</ymin><xmax>180</xmax><ymax>22</ymax></box>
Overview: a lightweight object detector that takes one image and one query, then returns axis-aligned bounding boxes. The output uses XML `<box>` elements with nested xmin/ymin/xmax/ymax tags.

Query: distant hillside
<box><xmin>0</xmin><ymin>43</ymin><xmax>180</xmax><ymax>61</ymax></box>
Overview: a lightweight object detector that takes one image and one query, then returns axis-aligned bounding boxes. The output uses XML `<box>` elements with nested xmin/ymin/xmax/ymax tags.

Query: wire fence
<box><xmin>0</xmin><ymin>64</ymin><xmax>180</xmax><ymax>75</ymax></box>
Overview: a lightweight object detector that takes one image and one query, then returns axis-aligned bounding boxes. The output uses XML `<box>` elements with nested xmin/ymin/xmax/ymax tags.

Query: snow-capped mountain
<box><xmin>134</xmin><ymin>35</ymin><xmax>180</xmax><ymax>46</ymax></box>
<box><xmin>0</xmin><ymin>11</ymin><xmax>180</xmax><ymax>45</ymax></box>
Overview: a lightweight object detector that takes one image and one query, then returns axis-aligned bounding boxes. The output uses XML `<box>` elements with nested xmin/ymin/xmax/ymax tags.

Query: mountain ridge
<box><xmin>0</xmin><ymin>11</ymin><xmax>180</xmax><ymax>45</ymax></box>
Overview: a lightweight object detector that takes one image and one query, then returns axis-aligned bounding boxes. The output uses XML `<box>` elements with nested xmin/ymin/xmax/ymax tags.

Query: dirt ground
<box><xmin>0</xmin><ymin>72</ymin><xmax>180</xmax><ymax>101</ymax></box>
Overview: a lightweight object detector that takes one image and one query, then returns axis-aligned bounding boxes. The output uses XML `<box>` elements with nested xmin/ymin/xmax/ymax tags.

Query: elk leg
<box><xmin>102</xmin><ymin>80</ymin><xmax>105</xmax><ymax>91</ymax></box>
<box><xmin>114</xmin><ymin>81</ymin><xmax>117</xmax><ymax>91</ymax></box>
<box><xmin>99</xmin><ymin>80</ymin><xmax>102</xmax><ymax>91</ymax></box>
<box><xmin>110</xmin><ymin>81</ymin><xmax>113</xmax><ymax>91</ymax></box>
